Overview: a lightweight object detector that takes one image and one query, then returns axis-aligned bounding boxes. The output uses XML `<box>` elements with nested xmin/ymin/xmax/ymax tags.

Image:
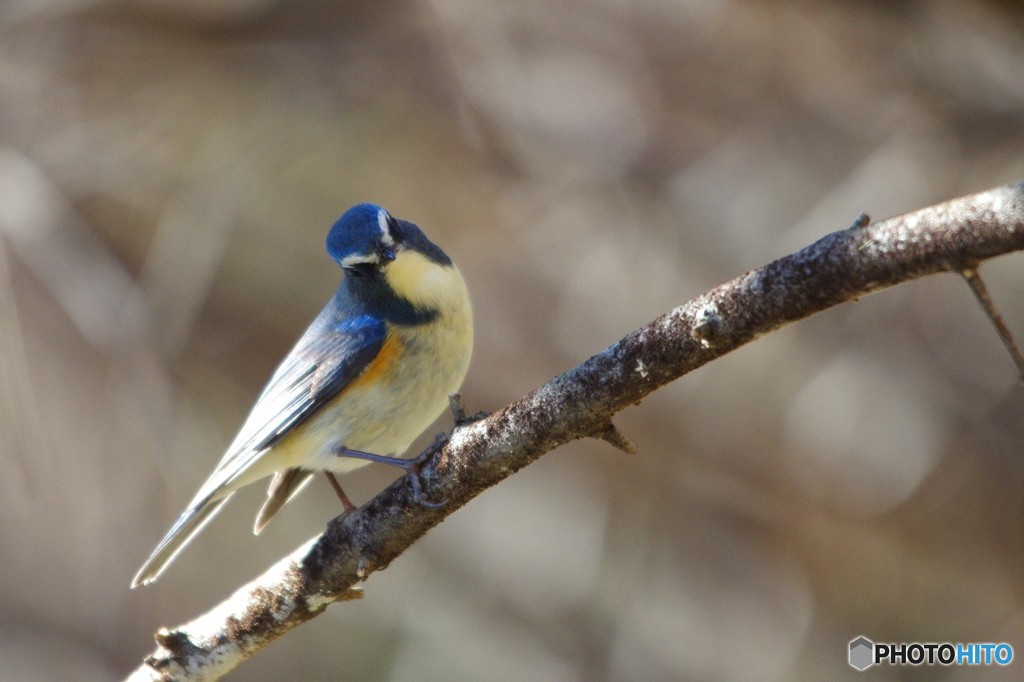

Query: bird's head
<box><xmin>327</xmin><ymin>204</ymin><xmax>463</xmax><ymax>321</ymax></box>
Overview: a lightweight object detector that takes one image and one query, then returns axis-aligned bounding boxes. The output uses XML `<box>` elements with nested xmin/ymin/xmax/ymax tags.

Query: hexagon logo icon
<box><xmin>849</xmin><ymin>636</ymin><xmax>874</xmax><ymax>671</ymax></box>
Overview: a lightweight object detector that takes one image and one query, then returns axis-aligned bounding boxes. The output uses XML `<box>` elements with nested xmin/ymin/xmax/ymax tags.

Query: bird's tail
<box><xmin>130</xmin><ymin>492</ymin><xmax>234</xmax><ymax>588</ymax></box>
<box><xmin>253</xmin><ymin>468</ymin><xmax>314</xmax><ymax>535</ymax></box>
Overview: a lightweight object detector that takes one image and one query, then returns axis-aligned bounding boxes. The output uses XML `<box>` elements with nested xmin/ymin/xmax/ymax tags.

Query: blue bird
<box><xmin>132</xmin><ymin>204</ymin><xmax>473</xmax><ymax>587</ymax></box>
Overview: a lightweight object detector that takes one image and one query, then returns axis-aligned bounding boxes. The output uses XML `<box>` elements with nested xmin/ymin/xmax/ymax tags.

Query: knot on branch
<box><xmin>693</xmin><ymin>302</ymin><xmax>723</xmax><ymax>348</ymax></box>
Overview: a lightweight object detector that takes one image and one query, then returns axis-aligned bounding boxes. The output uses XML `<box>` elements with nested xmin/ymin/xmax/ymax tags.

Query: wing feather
<box><xmin>196</xmin><ymin>310</ymin><xmax>385</xmax><ymax>498</ymax></box>
<box><xmin>131</xmin><ymin>301</ymin><xmax>384</xmax><ymax>587</ymax></box>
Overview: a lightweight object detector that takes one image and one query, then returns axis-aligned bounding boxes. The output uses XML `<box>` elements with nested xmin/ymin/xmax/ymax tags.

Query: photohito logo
<box><xmin>848</xmin><ymin>636</ymin><xmax>1014</xmax><ymax>671</ymax></box>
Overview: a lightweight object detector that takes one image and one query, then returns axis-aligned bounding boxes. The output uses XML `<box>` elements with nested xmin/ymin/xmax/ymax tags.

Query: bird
<box><xmin>131</xmin><ymin>203</ymin><xmax>473</xmax><ymax>588</ymax></box>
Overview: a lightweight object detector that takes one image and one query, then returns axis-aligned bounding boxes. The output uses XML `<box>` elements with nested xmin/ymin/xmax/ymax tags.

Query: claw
<box><xmin>404</xmin><ymin>433</ymin><xmax>448</xmax><ymax>508</ymax></box>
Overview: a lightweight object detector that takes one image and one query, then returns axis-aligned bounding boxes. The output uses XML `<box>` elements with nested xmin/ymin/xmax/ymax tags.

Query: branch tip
<box><xmin>448</xmin><ymin>393</ymin><xmax>467</xmax><ymax>423</ymax></box>
<box><xmin>592</xmin><ymin>421</ymin><xmax>638</xmax><ymax>455</ymax></box>
<box><xmin>449</xmin><ymin>393</ymin><xmax>490</xmax><ymax>427</ymax></box>
<box><xmin>960</xmin><ymin>267</ymin><xmax>1024</xmax><ymax>382</ymax></box>
<box><xmin>849</xmin><ymin>212</ymin><xmax>871</xmax><ymax>230</ymax></box>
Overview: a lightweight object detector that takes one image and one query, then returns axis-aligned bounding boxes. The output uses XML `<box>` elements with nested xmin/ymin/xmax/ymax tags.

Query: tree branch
<box><xmin>129</xmin><ymin>180</ymin><xmax>1024</xmax><ymax>681</ymax></box>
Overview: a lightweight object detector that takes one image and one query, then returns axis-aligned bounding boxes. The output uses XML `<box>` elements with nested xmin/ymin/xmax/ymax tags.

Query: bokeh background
<box><xmin>1</xmin><ymin>0</ymin><xmax>1023</xmax><ymax>679</ymax></box>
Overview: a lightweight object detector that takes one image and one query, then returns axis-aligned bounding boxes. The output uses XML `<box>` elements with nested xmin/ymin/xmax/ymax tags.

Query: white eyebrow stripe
<box><xmin>377</xmin><ymin>209</ymin><xmax>395</xmax><ymax>248</ymax></box>
<box><xmin>340</xmin><ymin>252</ymin><xmax>379</xmax><ymax>268</ymax></box>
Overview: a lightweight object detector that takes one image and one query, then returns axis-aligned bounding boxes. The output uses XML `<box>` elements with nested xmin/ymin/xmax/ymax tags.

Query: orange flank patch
<box><xmin>349</xmin><ymin>332</ymin><xmax>404</xmax><ymax>389</ymax></box>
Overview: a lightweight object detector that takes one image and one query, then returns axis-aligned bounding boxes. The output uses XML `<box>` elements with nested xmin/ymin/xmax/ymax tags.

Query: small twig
<box><xmin>591</xmin><ymin>421</ymin><xmax>637</xmax><ymax>455</ymax></box>
<box><xmin>449</xmin><ymin>392</ymin><xmax>490</xmax><ymax>427</ymax></box>
<box><xmin>849</xmin><ymin>212</ymin><xmax>871</xmax><ymax>230</ymax></box>
<box><xmin>961</xmin><ymin>266</ymin><xmax>1024</xmax><ymax>382</ymax></box>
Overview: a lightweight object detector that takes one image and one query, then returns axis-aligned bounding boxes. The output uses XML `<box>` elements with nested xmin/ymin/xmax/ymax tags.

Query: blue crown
<box><xmin>326</xmin><ymin>203</ymin><xmax>388</xmax><ymax>263</ymax></box>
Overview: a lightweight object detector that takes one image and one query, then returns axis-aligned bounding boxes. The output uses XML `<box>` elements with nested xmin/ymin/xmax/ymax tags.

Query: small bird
<box><xmin>132</xmin><ymin>204</ymin><xmax>473</xmax><ymax>587</ymax></box>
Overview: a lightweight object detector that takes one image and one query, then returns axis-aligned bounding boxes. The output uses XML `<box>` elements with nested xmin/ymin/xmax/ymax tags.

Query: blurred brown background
<box><xmin>1</xmin><ymin>0</ymin><xmax>1023</xmax><ymax>679</ymax></box>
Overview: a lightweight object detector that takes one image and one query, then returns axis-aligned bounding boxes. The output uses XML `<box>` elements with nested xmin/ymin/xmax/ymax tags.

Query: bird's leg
<box><xmin>324</xmin><ymin>472</ymin><xmax>357</xmax><ymax>513</ymax></box>
<box><xmin>334</xmin><ymin>447</ymin><xmax>418</xmax><ymax>469</ymax></box>
<box><xmin>324</xmin><ymin>472</ymin><xmax>358</xmax><ymax>547</ymax></box>
<box><xmin>334</xmin><ymin>434</ymin><xmax>449</xmax><ymax>509</ymax></box>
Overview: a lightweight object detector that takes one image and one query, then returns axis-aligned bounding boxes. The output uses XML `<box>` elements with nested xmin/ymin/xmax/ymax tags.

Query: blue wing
<box><xmin>242</xmin><ymin>314</ymin><xmax>384</xmax><ymax>451</ymax></box>
<box><xmin>131</xmin><ymin>294</ymin><xmax>384</xmax><ymax>587</ymax></box>
<box><xmin>199</xmin><ymin>302</ymin><xmax>386</xmax><ymax>498</ymax></box>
